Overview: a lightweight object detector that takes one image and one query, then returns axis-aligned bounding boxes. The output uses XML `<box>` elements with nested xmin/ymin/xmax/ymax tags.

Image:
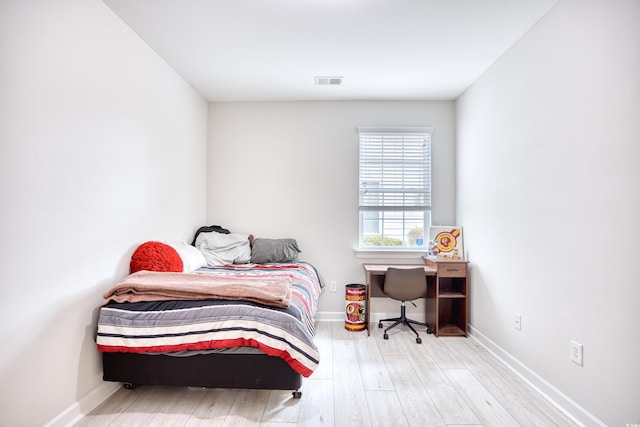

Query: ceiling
<box><xmin>103</xmin><ymin>0</ymin><xmax>559</xmax><ymax>102</ymax></box>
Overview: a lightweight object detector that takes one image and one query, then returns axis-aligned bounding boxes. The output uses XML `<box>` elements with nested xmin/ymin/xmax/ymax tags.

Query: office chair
<box><xmin>378</xmin><ymin>267</ymin><xmax>432</xmax><ymax>344</ymax></box>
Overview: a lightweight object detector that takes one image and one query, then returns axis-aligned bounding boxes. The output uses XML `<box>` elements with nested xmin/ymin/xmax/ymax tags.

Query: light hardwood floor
<box><xmin>76</xmin><ymin>321</ymin><xmax>576</xmax><ymax>426</ymax></box>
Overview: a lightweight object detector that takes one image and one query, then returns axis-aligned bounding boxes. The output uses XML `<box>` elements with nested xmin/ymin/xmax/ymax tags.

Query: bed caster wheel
<box><xmin>292</xmin><ymin>390</ymin><xmax>302</xmax><ymax>399</ymax></box>
<box><xmin>426</xmin><ymin>327</ymin><xmax>433</xmax><ymax>334</ymax></box>
<box><xmin>416</xmin><ymin>337</ymin><xmax>422</xmax><ymax>344</ymax></box>
<box><xmin>378</xmin><ymin>322</ymin><xmax>383</xmax><ymax>328</ymax></box>
<box><xmin>383</xmin><ymin>333</ymin><xmax>389</xmax><ymax>340</ymax></box>
<box><xmin>123</xmin><ymin>383</ymin><xmax>136</xmax><ymax>390</ymax></box>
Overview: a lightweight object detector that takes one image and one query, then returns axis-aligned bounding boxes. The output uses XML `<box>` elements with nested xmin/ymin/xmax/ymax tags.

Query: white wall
<box><xmin>456</xmin><ymin>0</ymin><xmax>640</xmax><ymax>425</ymax></box>
<box><xmin>0</xmin><ymin>1</ymin><xmax>207</xmax><ymax>425</ymax></box>
<box><xmin>207</xmin><ymin>101</ymin><xmax>456</xmax><ymax>317</ymax></box>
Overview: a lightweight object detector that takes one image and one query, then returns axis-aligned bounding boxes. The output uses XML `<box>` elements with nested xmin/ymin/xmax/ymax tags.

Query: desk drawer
<box><xmin>438</xmin><ymin>263</ymin><xmax>467</xmax><ymax>277</ymax></box>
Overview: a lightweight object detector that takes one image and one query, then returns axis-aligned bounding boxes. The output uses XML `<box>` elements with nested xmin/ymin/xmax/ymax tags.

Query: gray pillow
<box><xmin>250</xmin><ymin>238</ymin><xmax>301</xmax><ymax>264</ymax></box>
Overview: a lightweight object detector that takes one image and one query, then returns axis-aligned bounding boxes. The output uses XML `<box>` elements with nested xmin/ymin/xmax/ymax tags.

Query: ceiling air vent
<box><xmin>315</xmin><ymin>76</ymin><xmax>343</xmax><ymax>86</ymax></box>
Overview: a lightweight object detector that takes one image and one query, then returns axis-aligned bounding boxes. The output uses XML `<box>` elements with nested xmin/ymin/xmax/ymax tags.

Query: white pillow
<box><xmin>195</xmin><ymin>232</ymin><xmax>251</xmax><ymax>266</ymax></box>
<box><xmin>167</xmin><ymin>240</ymin><xmax>207</xmax><ymax>272</ymax></box>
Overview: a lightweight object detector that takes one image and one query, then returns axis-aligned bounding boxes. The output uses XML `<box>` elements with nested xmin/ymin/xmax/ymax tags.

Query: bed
<box><xmin>96</xmin><ymin>235</ymin><xmax>322</xmax><ymax>398</ymax></box>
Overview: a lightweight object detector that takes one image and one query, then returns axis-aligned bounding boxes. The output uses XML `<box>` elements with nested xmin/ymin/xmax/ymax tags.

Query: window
<box><xmin>358</xmin><ymin>127</ymin><xmax>432</xmax><ymax>249</ymax></box>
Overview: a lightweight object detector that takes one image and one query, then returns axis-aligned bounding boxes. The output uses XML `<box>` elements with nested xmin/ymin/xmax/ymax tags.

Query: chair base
<box><xmin>378</xmin><ymin>302</ymin><xmax>432</xmax><ymax>344</ymax></box>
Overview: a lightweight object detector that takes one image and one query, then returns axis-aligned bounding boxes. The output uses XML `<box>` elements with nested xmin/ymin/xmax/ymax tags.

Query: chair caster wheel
<box><xmin>292</xmin><ymin>390</ymin><xmax>302</xmax><ymax>399</ymax></box>
<box><xmin>383</xmin><ymin>333</ymin><xmax>389</xmax><ymax>340</ymax></box>
<box><xmin>426</xmin><ymin>328</ymin><xmax>433</xmax><ymax>334</ymax></box>
<box><xmin>123</xmin><ymin>383</ymin><xmax>136</xmax><ymax>390</ymax></box>
<box><xmin>416</xmin><ymin>337</ymin><xmax>422</xmax><ymax>344</ymax></box>
<box><xmin>378</xmin><ymin>322</ymin><xmax>383</xmax><ymax>328</ymax></box>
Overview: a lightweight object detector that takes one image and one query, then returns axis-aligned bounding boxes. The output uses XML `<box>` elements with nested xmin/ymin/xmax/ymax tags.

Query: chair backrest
<box><xmin>382</xmin><ymin>267</ymin><xmax>426</xmax><ymax>301</ymax></box>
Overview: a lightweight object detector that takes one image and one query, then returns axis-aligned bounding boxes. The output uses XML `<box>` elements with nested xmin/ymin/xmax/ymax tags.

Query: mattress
<box><xmin>97</xmin><ymin>262</ymin><xmax>322</xmax><ymax>377</ymax></box>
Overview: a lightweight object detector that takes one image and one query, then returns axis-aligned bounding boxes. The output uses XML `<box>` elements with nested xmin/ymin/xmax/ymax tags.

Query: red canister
<box><xmin>345</xmin><ymin>284</ymin><xmax>366</xmax><ymax>331</ymax></box>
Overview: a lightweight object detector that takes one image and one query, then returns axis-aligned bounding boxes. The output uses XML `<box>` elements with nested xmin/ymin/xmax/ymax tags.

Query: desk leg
<box><xmin>365</xmin><ymin>284</ymin><xmax>371</xmax><ymax>336</ymax></box>
<box><xmin>425</xmin><ymin>276</ymin><xmax>437</xmax><ymax>335</ymax></box>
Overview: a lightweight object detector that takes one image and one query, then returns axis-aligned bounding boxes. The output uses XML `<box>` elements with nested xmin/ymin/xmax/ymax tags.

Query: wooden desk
<box><xmin>362</xmin><ymin>264</ymin><xmax>437</xmax><ymax>336</ymax></box>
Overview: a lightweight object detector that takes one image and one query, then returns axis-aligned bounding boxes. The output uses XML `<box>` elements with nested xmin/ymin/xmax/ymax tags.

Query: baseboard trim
<box><xmin>468</xmin><ymin>325</ymin><xmax>605</xmax><ymax>427</ymax></box>
<box><xmin>44</xmin><ymin>381</ymin><xmax>121</xmax><ymax>427</ymax></box>
<box><xmin>315</xmin><ymin>311</ymin><xmax>344</xmax><ymax>322</ymax></box>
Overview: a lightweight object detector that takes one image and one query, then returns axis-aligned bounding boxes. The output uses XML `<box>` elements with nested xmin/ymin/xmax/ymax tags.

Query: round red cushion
<box><xmin>130</xmin><ymin>241</ymin><xmax>183</xmax><ymax>273</ymax></box>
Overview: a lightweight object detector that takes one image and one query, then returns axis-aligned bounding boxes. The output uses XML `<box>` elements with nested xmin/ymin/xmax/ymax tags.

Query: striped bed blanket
<box><xmin>97</xmin><ymin>262</ymin><xmax>323</xmax><ymax>377</ymax></box>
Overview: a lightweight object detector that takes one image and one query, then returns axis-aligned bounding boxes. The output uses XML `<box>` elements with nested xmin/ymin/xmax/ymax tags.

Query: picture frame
<box><xmin>428</xmin><ymin>226</ymin><xmax>464</xmax><ymax>259</ymax></box>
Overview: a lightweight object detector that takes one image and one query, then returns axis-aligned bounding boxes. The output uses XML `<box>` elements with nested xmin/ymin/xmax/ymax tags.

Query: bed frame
<box><xmin>103</xmin><ymin>351</ymin><xmax>303</xmax><ymax>398</ymax></box>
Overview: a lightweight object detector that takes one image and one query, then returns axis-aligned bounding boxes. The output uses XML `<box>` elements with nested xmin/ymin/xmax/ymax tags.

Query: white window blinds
<box><xmin>358</xmin><ymin>127</ymin><xmax>433</xmax><ymax>212</ymax></box>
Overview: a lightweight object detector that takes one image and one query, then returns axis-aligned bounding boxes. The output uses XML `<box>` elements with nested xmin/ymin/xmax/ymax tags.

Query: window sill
<box><xmin>354</xmin><ymin>249</ymin><xmax>426</xmax><ymax>259</ymax></box>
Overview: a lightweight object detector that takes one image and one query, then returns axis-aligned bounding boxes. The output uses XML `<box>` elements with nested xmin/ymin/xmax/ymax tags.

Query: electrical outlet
<box><xmin>514</xmin><ymin>313</ymin><xmax>521</xmax><ymax>330</ymax></box>
<box><xmin>570</xmin><ymin>341</ymin><xmax>583</xmax><ymax>366</ymax></box>
<box><xmin>329</xmin><ymin>281</ymin><xmax>337</xmax><ymax>292</ymax></box>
